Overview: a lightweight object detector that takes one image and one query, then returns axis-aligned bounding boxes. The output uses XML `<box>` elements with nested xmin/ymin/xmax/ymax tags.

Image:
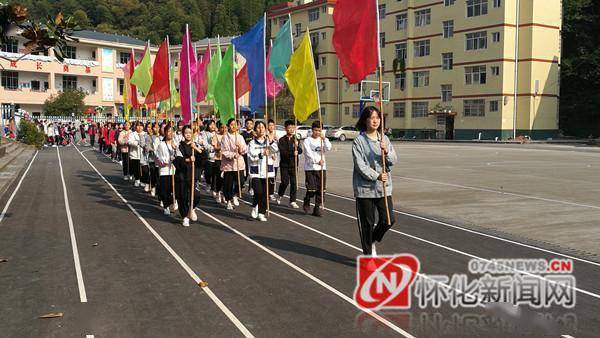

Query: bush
<box><xmin>17</xmin><ymin>120</ymin><xmax>45</xmax><ymax>148</ymax></box>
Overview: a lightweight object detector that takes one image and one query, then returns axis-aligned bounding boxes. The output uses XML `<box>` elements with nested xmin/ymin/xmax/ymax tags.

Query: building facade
<box><xmin>268</xmin><ymin>0</ymin><xmax>562</xmax><ymax>140</ymax></box>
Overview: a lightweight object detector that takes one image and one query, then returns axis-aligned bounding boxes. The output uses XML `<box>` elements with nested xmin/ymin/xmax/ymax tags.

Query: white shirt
<box><xmin>302</xmin><ymin>136</ymin><xmax>332</xmax><ymax>171</ymax></box>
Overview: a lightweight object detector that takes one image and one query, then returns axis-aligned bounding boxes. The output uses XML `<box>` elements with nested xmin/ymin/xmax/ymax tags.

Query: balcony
<box><xmin>0</xmin><ymin>51</ymin><xmax>123</xmax><ymax>77</ymax></box>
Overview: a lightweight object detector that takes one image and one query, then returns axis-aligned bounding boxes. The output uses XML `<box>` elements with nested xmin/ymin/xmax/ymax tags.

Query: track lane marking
<box><xmin>0</xmin><ymin>150</ymin><xmax>38</xmax><ymax>223</ymax></box>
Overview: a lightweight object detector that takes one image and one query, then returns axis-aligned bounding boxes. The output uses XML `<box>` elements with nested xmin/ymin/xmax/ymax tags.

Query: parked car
<box><xmin>307</xmin><ymin>124</ymin><xmax>335</xmax><ymax>138</ymax></box>
<box><xmin>329</xmin><ymin>126</ymin><xmax>360</xmax><ymax>141</ymax></box>
<box><xmin>275</xmin><ymin>125</ymin><xmax>286</xmax><ymax>139</ymax></box>
<box><xmin>296</xmin><ymin>125</ymin><xmax>312</xmax><ymax>140</ymax></box>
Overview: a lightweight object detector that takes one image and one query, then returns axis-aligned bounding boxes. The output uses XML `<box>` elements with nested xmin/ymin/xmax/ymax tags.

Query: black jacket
<box><xmin>278</xmin><ymin>135</ymin><xmax>303</xmax><ymax>168</ymax></box>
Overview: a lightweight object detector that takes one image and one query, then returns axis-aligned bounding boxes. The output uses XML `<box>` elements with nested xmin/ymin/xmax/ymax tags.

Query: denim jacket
<box><xmin>352</xmin><ymin>133</ymin><xmax>397</xmax><ymax>198</ymax></box>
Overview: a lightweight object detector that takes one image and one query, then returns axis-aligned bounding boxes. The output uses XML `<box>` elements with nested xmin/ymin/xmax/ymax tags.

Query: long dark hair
<box><xmin>355</xmin><ymin>106</ymin><xmax>382</xmax><ymax>132</ymax></box>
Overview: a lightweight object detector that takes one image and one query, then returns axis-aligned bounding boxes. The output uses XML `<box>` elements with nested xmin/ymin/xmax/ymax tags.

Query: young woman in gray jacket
<box><xmin>352</xmin><ymin>106</ymin><xmax>398</xmax><ymax>256</ymax></box>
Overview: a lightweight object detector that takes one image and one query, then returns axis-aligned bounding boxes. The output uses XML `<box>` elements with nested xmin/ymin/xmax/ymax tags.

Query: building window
<box><xmin>443</xmin><ymin>20</ymin><xmax>454</xmax><ymax>38</ymax></box>
<box><xmin>308</xmin><ymin>8</ymin><xmax>319</xmax><ymax>22</ymax></box>
<box><xmin>118</xmin><ymin>79</ymin><xmax>125</xmax><ymax>95</ymax></box>
<box><xmin>490</xmin><ymin>100</ymin><xmax>499</xmax><ymax>112</ymax></box>
<box><xmin>321</xmin><ymin>5</ymin><xmax>326</xmax><ymax>13</ymax></box>
<box><xmin>310</xmin><ymin>32</ymin><xmax>319</xmax><ymax>47</ymax></box>
<box><xmin>464</xmin><ymin>99</ymin><xmax>486</xmax><ymax>116</ymax></box>
<box><xmin>441</xmin><ymin>85</ymin><xmax>452</xmax><ymax>102</ymax></box>
<box><xmin>321</xmin><ymin>56</ymin><xmax>327</xmax><ymax>66</ymax></box>
<box><xmin>396</xmin><ymin>13</ymin><xmax>407</xmax><ymax>30</ymax></box>
<box><xmin>321</xmin><ymin>107</ymin><xmax>326</xmax><ymax>116</ymax></box>
<box><xmin>379</xmin><ymin>33</ymin><xmax>386</xmax><ymax>47</ymax></box>
<box><xmin>491</xmin><ymin>66</ymin><xmax>500</xmax><ymax>76</ymax></box>
<box><xmin>295</xmin><ymin>23</ymin><xmax>302</xmax><ymax>37</ymax></box>
<box><xmin>467</xmin><ymin>0</ymin><xmax>488</xmax><ymax>18</ymax></box>
<box><xmin>31</xmin><ymin>80</ymin><xmax>41</xmax><ymax>91</ymax></box>
<box><xmin>445</xmin><ymin>0</ymin><xmax>456</xmax><ymax>5</ymax></box>
<box><xmin>395</xmin><ymin>73</ymin><xmax>406</xmax><ymax>90</ymax></box>
<box><xmin>378</xmin><ymin>4</ymin><xmax>386</xmax><ymax>19</ymax></box>
<box><xmin>1</xmin><ymin>38</ymin><xmax>18</xmax><ymax>53</ymax></box>
<box><xmin>415</xmin><ymin>8</ymin><xmax>431</xmax><ymax>27</ymax></box>
<box><xmin>493</xmin><ymin>0</ymin><xmax>501</xmax><ymax>8</ymax></box>
<box><xmin>492</xmin><ymin>32</ymin><xmax>501</xmax><ymax>42</ymax></box>
<box><xmin>319</xmin><ymin>82</ymin><xmax>326</xmax><ymax>91</ymax></box>
<box><xmin>279</xmin><ymin>17</ymin><xmax>287</xmax><ymax>27</ymax></box>
<box><xmin>412</xmin><ymin>102</ymin><xmax>429</xmax><ymax>118</ymax></box>
<box><xmin>414</xmin><ymin>40</ymin><xmax>430</xmax><ymax>57</ymax></box>
<box><xmin>393</xmin><ymin>102</ymin><xmax>406</xmax><ymax>117</ymax></box>
<box><xmin>344</xmin><ymin>106</ymin><xmax>350</xmax><ymax>115</ymax></box>
<box><xmin>413</xmin><ymin>71</ymin><xmax>430</xmax><ymax>87</ymax></box>
<box><xmin>64</xmin><ymin>46</ymin><xmax>77</xmax><ymax>59</ymax></box>
<box><xmin>352</xmin><ymin>104</ymin><xmax>360</xmax><ymax>118</ymax></box>
<box><xmin>465</xmin><ymin>65</ymin><xmax>487</xmax><ymax>84</ymax></box>
<box><xmin>62</xmin><ymin>75</ymin><xmax>78</xmax><ymax>90</ymax></box>
<box><xmin>119</xmin><ymin>52</ymin><xmax>131</xmax><ymax>64</ymax></box>
<box><xmin>1</xmin><ymin>71</ymin><xmax>18</xmax><ymax>90</ymax></box>
<box><xmin>466</xmin><ymin>31</ymin><xmax>487</xmax><ymax>50</ymax></box>
<box><xmin>395</xmin><ymin>43</ymin><xmax>407</xmax><ymax>60</ymax></box>
<box><xmin>321</xmin><ymin>32</ymin><xmax>326</xmax><ymax>40</ymax></box>
<box><xmin>442</xmin><ymin>52</ymin><xmax>453</xmax><ymax>70</ymax></box>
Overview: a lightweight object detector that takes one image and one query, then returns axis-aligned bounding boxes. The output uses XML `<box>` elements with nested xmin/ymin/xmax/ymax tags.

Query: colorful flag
<box><xmin>130</xmin><ymin>43</ymin><xmax>153</xmax><ymax>95</ymax></box>
<box><xmin>124</xmin><ymin>50</ymin><xmax>140</xmax><ymax>109</ymax></box>
<box><xmin>332</xmin><ymin>0</ymin><xmax>378</xmax><ymax>84</ymax></box>
<box><xmin>179</xmin><ymin>25</ymin><xmax>196</xmax><ymax>124</ymax></box>
<box><xmin>206</xmin><ymin>38</ymin><xmax>222</xmax><ymax>111</ymax></box>
<box><xmin>269</xmin><ymin>17</ymin><xmax>293</xmax><ymax>83</ymax></box>
<box><xmin>232</xmin><ymin>15</ymin><xmax>266</xmax><ymax>114</ymax></box>
<box><xmin>284</xmin><ymin>32</ymin><xmax>319</xmax><ymax>123</ymax></box>
<box><xmin>193</xmin><ymin>43</ymin><xmax>211</xmax><ymax>103</ymax></box>
<box><xmin>122</xmin><ymin>79</ymin><xmax>129</xmax><ymax>121</ymax></box>
<box><xmin>214</xmin><ymin>45</ymin><xmax>236</xmax><ymax>126</ymax></box>
<box><xmin>144</xmin><ymin>39</ymin><xmax>170</xmax><ymax>105</ymax></box>
<box><xmin>266</xmin><ymin>47</ymin><xmax>284</xmax><ymax>98</ymax></box>
<box><xmin>236</xmin><ymin>63</ymin><xmax>251</xmax><ymax>99</ymax></box>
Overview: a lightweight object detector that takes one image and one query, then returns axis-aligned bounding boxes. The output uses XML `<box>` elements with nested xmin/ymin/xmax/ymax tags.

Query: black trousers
<box><xmin>90</xmin><ymin>135</ymin><xmax>95</xmax><ymax>147</ymax></box>
<box><xmin>211</xmin><ymin>161</ymin><xmax>223</xmax><ymax>192</ymax></box>
<box><xmin>158</xmin><ymin>175</ymin><xmax>173</xmax><ymax>207</ymax></box>
<box><xmin>130</xmin><ymin>159</ymin><xmax>141</xmax><ymax>180</ymax></box>
<box><xmin>122</xmin><ymin>152</ymin><xmax>130</xmax><ymax>176</ymax></box>
<box><xmin>204</xmin><ymin>160</ymin><xmax>213</xmax><ymax>187</ymax></box>
<box><xmin>268</xmin><ymin>167</ymin><xmax>278</xmax><ymax>196</ymax></box>
<box><xmin>251</xmin><ymin>178</ymin><xmax>268</xmax><ymax>214</ymax></box>
<box><xmin>141</xmin><ymin>164</ymin><xmax>150</xmax><ymax>184</ymax></box>
<box><xmin>149</xmin><ymin>164</ymin><xmax>158</xmax><ymax>188</ymax></box>
<box><xmin>356</xmin><ymin>196</ymin><xmax>395</xmax><ymax>255</ymax></box>
<box><xmin>304</xmin><ymin>170</ymin><xmax>326</xmax><ymax>207</ymax></box>
<box><xmin>175</xmin><ymin>175</ymin><xmax>200</xmax><ymax>218</ymax></box>
<box><xmin>278</xmin><ymin>166</ymin><xmax>298</xmax><ymax>201</ymax></box>
<box><xmin>223</xmin><ymin>170</ymin><xmax>242</xmax><ymax>201</ymax></box>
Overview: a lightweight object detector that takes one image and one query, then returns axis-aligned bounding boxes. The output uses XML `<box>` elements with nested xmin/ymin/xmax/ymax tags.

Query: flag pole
<box><xmin>233</xmin><ymin>44</ymin><xmax>243</xmax><ymax>200</ymax></box>
<box><xmin>262</xmin><ymin>13</ymin><xmax>270</xmax><ymax>216</ymax></box>
<box><xmin>166</xmin><ymin>35</ymin><xmax>174</xmax><ymax>124</ymax></box>
<box><xmin>186</xmin><ymin>25</ymin><xmax>198</xmax><ymax>221</ymax></box>
<box><xmin>270</xmin><ymin>39</ymin><xmax>277</xmax><ymax>126</ymax></box>
<box><xmin>186</xmin><ymin>25</ymin><xmax>193</xmax><ymax>125</ymax></box>
<box><xmin>306</xmin><ymin>27</ymin><xmax>324</xmax><ymax>210</ymax></box>
<box><xmin>375</xmin><ymin>0</ymin><xmax>391</xmax><ymax>225</ymax></box>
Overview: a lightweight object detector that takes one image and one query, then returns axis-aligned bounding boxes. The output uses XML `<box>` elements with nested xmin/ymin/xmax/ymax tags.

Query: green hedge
<box><xmin>17</xmin><ymin>120</ymin><xmax>45</xmax><ymax>148</ymax></box>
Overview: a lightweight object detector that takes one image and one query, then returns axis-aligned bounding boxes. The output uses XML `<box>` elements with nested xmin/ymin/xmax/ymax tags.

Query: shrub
<box><xmin>17</xmin><ymin>120</ymin><xmax>45</xmax><ymax>148</ymax></box>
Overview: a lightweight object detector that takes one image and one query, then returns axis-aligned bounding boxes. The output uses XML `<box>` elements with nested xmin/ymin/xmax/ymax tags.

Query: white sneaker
<box><xmin>371</xmin><ymin>243</ymin><xmax>377</xmax><ymax>256</ymax></box>
<box><xmin>144</xmin><ymin>184</ymin><xmax>150</xmax><ymax>192</ymax></box>
<box><xmin>257</xmin><ymin>213</ymin><xmax>267</xmax><ymax>222</ymax></box>
<box><xmin>270</xmin><ymin>195</ymin><xmax>277</xmax><ymax>202</ymax></box>
<box><xmin>226</xmin><ymin>201</ymin><xmax>234</xmax><ymax>210</ymax></box>
<box><xmin>124</xmin><ymin>175</ymin><xmax>129</xmax><ymax>181</ymax></box>
<box><xmin>214</xmin><ymin>192</ymin><xmax>220</xmax><ymax>203</ymax></box>
<box><xmin>134</xmin><ymin>180</ymin><xmax>140</xmax><ymax>187</ymax></box>
<box><xmin>160</xmin><ymin>201</ymin><xmax>164</xmax><ymax>208</ymax></box>
<box><xmin>248</xmin><ymin>188</ymin><xmax>254</xmax><ymax>196</ymax></box>
<box><xmin>212</xmin><ymin>191</ymin><xmax>217</xmax><ymax>198</ymax></box>
<box><xmin>251</xmin><ymin>205</ymin><xmax>258</xmax><ymax>219</ymax></box>
<box><xmin>151</xmin><ymin>187</ymin><xmax>156</xmax><ymax>197</ymax></box>
<box><xmin>276</xmin><ymin>196</ymin><xmax>282</xmax><ymax>205</ymax></box>
<box><xmin>233</xmin><ymin>196</ymin><xmax>240</xmax><ymax>207</ymax></box>
<box><xmin>141</xmin><ymin>182</ymin><xmax>146</xmax><ymax>188</ymax></box>
<box><xmin>163</xmin><ymin>208</ymin><xmax>170</xmax><ymax>215</ymax></box>
<box><xmin>218</xmin><ymin>192</ymin><xmax>224</xmax><ymax>204</ymax></box>
<box><xmin>119</xmin><ymin>161</ymin><xmax>122</xmax><ymax>165</ymax></box>
<box><xmin>290</xmin><ymin>202</ymin><xmax>299</xmax><ymax>209</ymax></box>
<box><xmin>182</xmin><ymin>217</ymin><xmax>190</xmax><ymax>227</ymax></box>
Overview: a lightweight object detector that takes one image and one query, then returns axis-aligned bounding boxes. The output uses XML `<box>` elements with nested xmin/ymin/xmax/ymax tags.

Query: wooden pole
<box><xmin>189</xmin><ymin>143</ymin><xmax>198</xmax><ymax>221</ymax></box>
<box><xmin>264</xmin><ymin>17</ymin><xmax>270</xmax><ymax>216</ymax></box>
<box><xmin>294</xmin><ymin>117</ymin><xmax>299</xmax><ymax>192</ymax></box>
<box><xmin>307</xmin><ymin>26</ymin><xmax>324</xmax><ymax>210</ymax></box>
<box><xmin>233</xmin><ymin>45</ymin><xmax>243</xmax><ymax>200</ymax></box>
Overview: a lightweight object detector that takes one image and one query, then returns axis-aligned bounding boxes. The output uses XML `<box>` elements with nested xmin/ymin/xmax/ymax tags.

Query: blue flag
<box><xmin>232</xmin><ymin>15</ymin><xmax>266</xmax><ymax>114</ymax></box>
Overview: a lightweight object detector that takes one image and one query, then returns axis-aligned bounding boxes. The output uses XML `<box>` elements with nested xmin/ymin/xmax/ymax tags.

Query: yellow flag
<box><xmin>284</xmin><ymin>32</ymin><xmax>319</xmax><ymax>123</ymax></box>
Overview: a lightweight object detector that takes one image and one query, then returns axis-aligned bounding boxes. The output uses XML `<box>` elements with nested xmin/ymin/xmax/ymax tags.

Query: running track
<box><xmin>0</xmin><ymin>145</ymin><xmax>598</xmax><ymax>337</ymax></box>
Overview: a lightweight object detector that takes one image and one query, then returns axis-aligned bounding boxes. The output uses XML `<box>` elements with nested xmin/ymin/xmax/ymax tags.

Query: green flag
<box><xmin>206</xmin><ymin>38</ymin><xmax>223</xmax><ymax>112</ymax></box>
<box><xmin>130</xmin><ymin>46</ymin><xmax>153</xmax><ymax>96</ymax></box>
<box><xmin>269</xmin><ymin>18</ymin><xmax>293</xmax><ymax>82</ymax></box>
<box><xmin>214</xmin><ymin>45</ymin><xmax>235</xmax><ymax>126</ymax></box>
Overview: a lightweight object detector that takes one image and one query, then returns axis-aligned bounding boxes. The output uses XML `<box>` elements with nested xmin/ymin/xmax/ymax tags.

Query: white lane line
<box><xmin>276</xmin><ymin>193</ymin><xmax>600</xmax><ymax>301</ymax></box>
<box><xmin>196</xmin><ymin>207</ymin><xmax>415</xmax><ymax>338</ymax></box>
<box><xmin>74</xmin><ymin>146</ymin><xmax>253</xmax><ymax>338</ymax></box>
<box><xmin>0</xmin><ymin>150</ymin><xmax>38</xmax><ymax>223</ymax></box>
<box><xmin>291</xmin><ymin>184</ymin><xmax>600</xmax><ymax>268</ymax></box>
<box><xmin>57</xmin><ymin>147</ymin><xmax>88</xmax><ymax>303</ymax></box>
<box><xmin>328</xmin><ymin>165</ymin><xmax>600</xmax><ymax>211</ymax></box>
<box><xmin>85</xmin><ymin>335</ymin><xmax>94</xmax><ymax>338</ymax></box>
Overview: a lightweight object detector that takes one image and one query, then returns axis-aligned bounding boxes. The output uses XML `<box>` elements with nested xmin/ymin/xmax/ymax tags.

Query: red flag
<box><xmin>124</xmin><ymin>51</ymin><xmax>140</xmax><ymax>109</ymax></box>
<box><xmin>193</xmin><ymin>43</ymin><xmax>211</xmax><ymax>102</ymax></box>
<box><xmin>144</xmin><ymin>39</ymin><xmax>171</xmax><ymax>105</ymax></box>
<box><xmin>332</xmin><ymin>0</ymin><xmax>378</xmax><ymax>84</ymax></box>
<box><xmin>236</xmin><ymin>64</ymin><xmax>251</xmax><ymax>99</ymax></box>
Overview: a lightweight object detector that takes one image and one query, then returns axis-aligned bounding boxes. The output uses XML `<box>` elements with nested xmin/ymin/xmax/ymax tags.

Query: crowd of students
<box><xmin>80</xmin><ymin>106</ymin><xmax>397</xmax><ymax>256</ymax></box>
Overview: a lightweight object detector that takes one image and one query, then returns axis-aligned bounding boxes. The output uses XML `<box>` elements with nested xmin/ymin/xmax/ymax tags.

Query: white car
<box><xmin>275</xmin><ymin>125</ymin><xmax>286</xmax><ymax>139</ymax></box>
<box><xmin>306</xmin><ymin>124</ymin><xmax>335</xmax><ymax>138</ymax></box>
<box><xmin>329</xmin><ymin>126</ymin><xmax>360</xmax><ymax>141</ymax></box>
<box><xmin>295</xmin><ymin>125</ymin><xmax>312</xmax><ymax>140</ymax></box>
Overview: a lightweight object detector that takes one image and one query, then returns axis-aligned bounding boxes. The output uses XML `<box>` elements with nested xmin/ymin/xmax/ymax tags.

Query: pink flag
<box><xmin>179</xmin><ymin>25</ymin><xmax>196</xmax><ymax>124</ymax></box>
<box><xmin>193</xmin><ymin>43</ymin><xmax>211</xmax><ymax>103</ymax></box>
<box><xmin>266</xmin><ymin>48</ymin><xmax>284</xmax><ymax>98</ymax></box>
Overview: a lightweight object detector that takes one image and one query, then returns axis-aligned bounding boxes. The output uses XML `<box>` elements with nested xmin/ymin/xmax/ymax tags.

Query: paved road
<box><xmin>0</xmin><ymin>145</ymin><xmax>599</xmax><ymax>337</ymax></box>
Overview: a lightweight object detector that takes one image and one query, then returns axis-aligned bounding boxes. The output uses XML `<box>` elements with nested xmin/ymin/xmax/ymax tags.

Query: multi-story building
<box><xmin>0</xmin><ymin>30</ymin><xmax>159</xmax><ymax>119</ymax></box>
<box><xmin>268</xmin><ymin>0</ymin><xmax>562</xmax><ymax>140</ymax></box>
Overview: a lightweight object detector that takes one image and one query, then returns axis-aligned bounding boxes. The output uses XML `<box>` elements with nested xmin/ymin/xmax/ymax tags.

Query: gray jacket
<box><xmin>352</xmin><ymin>133</ymin><xmax>397</xmax><ymax>198</ymax></box>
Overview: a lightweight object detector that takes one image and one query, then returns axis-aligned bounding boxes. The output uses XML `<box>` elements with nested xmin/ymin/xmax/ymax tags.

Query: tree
<box><xmin>43</xmin><ymin>90</ymin><xmax>86</xmax><ymax>116</ymax></box>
